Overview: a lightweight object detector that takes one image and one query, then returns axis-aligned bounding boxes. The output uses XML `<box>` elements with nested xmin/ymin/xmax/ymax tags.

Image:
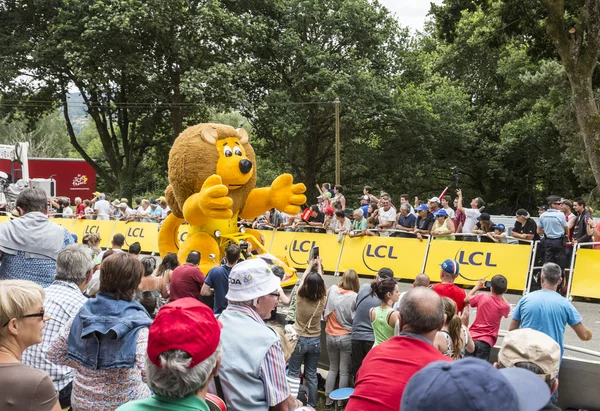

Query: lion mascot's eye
<box><xmin>234</xmin><ymin>147</ymin><xmax>242</xmax><ymax>156</ymax></box>
<box><xmin>224</xmin><ymin>147</ymin><xmax>233</xmax><ymax>157</ymax></box>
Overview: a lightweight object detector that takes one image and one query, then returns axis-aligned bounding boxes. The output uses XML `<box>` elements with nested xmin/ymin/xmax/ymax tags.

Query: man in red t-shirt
<box><xmin>346</xmin><ymin>288</ymin><xmax>452</xmax><ymax>411</ymax></box>
<box><xmin>464</xmin><ymin>275</ymin><xmax>511</xmax><ymax>361</ymax></box>
<box><xmin>431</xmin><ymin>258</ymin><xmax>466</xmax><ymax>313</ymax></box>
<box><xmin>169</xmin><ymin>251</ymin><xmax>205</xmax><ymax>301</ymax></box>
<box><xmin>75</xmin><ymin>197</ymin><xmax>86</xmax><ymax>216</ymax></box>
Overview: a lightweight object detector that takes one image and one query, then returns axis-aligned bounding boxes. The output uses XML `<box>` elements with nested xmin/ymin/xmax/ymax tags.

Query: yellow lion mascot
<box><xmin>158</xmin><ymin>123</ymin><xmax>306</xmax><ymax>273</ymax></box>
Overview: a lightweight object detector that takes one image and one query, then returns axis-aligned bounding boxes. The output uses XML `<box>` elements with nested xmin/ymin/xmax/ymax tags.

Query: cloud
<box><xmin>377</xmin><ymin>0</ymin><xmax>444</xmax><ymax>32</ymax></box>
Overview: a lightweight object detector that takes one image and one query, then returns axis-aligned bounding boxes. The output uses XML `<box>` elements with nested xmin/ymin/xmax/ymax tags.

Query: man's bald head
<box><xmin>414</xmin><ymin>273</ymin><xmax>430</xmax><ymax>287</ymax></box>
<box><xmin>399</xmin><ymin>287</ymin><xmax>444</xmax><ymax>335</ymax></box>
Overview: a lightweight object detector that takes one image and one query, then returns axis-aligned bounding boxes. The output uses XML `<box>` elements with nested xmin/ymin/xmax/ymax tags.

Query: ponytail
<box><xmin>442</xmin><ymin>297</ymin><xmax>464</xmax><ymax>360</ymax></box>
<box><xmin>370</xmin><ymin>278</ymin><xmax>396</xmax><ymax>303</ymax></box>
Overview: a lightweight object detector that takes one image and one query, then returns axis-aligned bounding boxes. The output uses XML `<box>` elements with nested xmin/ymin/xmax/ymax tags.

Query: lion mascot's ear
<box><xmin>236</xmin><ymin>128</ymin><xmax>249</xmax><ymax>144</ymax></box>
<box><xmin>202</xmin><ymin>127</ymin><xmax>218</xmax><ymax>145</ymax></box>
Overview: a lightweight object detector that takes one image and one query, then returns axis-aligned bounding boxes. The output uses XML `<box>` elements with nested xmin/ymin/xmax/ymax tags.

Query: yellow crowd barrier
<box><xmin>2</xmin><ymin>215</ymin><xmax>600</xmax><ymax>299</ymax></box>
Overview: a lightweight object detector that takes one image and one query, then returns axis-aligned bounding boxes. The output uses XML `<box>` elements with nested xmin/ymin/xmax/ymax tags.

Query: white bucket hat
<box><xmin>226</xmin><ymin>258</ymin><xmax>281</xmax><ymax>302</ymax></box>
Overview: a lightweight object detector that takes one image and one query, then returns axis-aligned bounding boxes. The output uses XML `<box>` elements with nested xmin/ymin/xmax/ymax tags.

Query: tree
<box><xmin>0</xmin><ymin>0</ymin><xmax>236</xmax><ymax>197</ymax></box>
<box><xmin>539</xmin><ymin>0</ymin><xmax>600</xmax><ymax>192</ymax></box>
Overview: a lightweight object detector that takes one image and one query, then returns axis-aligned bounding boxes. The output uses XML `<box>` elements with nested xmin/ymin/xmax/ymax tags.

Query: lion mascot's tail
<box><xmin>158</xmin><ymin>185</ymin><xmax>185</xmax><ymax>257</ymax></box>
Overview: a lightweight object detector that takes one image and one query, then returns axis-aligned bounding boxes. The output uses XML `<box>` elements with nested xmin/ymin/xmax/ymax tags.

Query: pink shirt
<box><xmin>468</xmin><ymin>292</ymin><xmax>510</xmax><ymax>347</ymax></box>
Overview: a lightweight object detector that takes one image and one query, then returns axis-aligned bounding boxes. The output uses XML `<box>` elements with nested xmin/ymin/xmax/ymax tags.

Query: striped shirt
<box><xmin>22</xmin><ymin>281</ymin><xmax>87</xmax><ymax>391</ymax></box>
<box><xmin>226</xmin><ymin>305</ymin><xmax>290</xmax><ymax>406</ymax></box>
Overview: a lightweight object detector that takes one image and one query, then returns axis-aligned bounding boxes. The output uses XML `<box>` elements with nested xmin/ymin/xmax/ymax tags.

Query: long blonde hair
<box><xmin>442</xmin><ymin>297</ymin><xmax>464</xmax><ymax>360</ymax></box>
<box><xmin>338</xmin><ymin>269</ymin><xmax>360</xmax><ymax>292</ymax></box>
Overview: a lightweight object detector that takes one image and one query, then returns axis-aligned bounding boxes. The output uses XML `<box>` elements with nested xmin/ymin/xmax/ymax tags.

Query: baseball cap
<box><xmin>428</xmin><ymin>196</ymin><xmax>440</xmax><ymax>204</ymax></box>
<box><xmin>477</xmin><ymin>212</ymin><xmax>491</xmax><ymax>221</ymax></box>
<box><xmin>491</xmin><ymin>223</ymin><xmax>505</xmax><ymax>231</ymax></box>
<box><xmin>323</xmin><ymin>206</ymin><xmax>335</xmax><ymax>215</ymax></box>
<box><xmin>560</xmin><ymin>198</ymin><xmax>572</xmax><ymax>208</ymax></box>
<box><xmin>440</xmin><ymin>259</ymin><xmax>459</xmax><ymax>276</ymax></box>
<box><xmin>157</xmin><ymin>196</ymin><xmax>166</xmax><ymax>202</ymax></box>
<box><xmin>401</xmin><ymin>358</ymin><xmax>551</xmax><ymax>411</ymax></box>
<box><xmin>111</xmin><ymin>200</ymin><xmax>120</xmax><ymax>206</ymax></box>
<box><xmin>538</xmin><ymin>205</ymin><xmax>548</xmax><ymax>211</ymax></box>
<box><xmin>415</xmin><ymin>203</ymin><xmax>429</xmax><ymax>211</ymax></box>
<box><xmin>433</xmin><ymin>209</ymin><xmax>448</xmax><ymax>218</ymax></box>
<box><xmin>150</xmin><ymin>200</ymin><xmax>158</xmax><ymax>205</ymax></box>
<box><xmin>93</xmin><ymin>191</ymin><xmax>100</xmax><ymax>197</ymax></box>
<box><xmin>226</xmin><ymin>258</ymin><xmax>281</xmax><ymax>301</ymax></box>
<box><xmin>147</xmin><ymin>298</ymin><xmax>221</xmax><ymax>368</ymax></box>
<box><xmin>546</xmin><ymin>195</ymin><xmax>561</xmax><ymax>205</ymax></box>
<box><xmin>499</xmin><ymin>328</ymin><xmax>560</xmax><ymax>381</ymax></box>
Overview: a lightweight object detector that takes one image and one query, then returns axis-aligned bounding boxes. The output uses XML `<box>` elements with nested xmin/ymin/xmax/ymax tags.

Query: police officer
<box><xmin>537</xmin><ymin>195</ymin><xmax>568</xmax><ymax>271</ymax></box>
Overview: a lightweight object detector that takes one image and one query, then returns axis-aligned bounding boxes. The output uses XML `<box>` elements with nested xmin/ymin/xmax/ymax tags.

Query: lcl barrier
<box><xmin>0</xmin><ymin>215</ymin><xmax>598</xmax><ymax>299</ymax></box>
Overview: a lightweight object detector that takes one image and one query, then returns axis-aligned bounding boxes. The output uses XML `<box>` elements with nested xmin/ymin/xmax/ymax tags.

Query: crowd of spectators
<box><xmin>0</xmin><ymin>187</ymin><xmax>596</xmax><ymax>411</ymax></box>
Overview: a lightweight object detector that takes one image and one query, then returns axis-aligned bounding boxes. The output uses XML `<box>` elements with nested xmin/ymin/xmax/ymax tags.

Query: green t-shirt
<box><xmin>116</xmin><ymin>395</ymin><xmax>210</xmax><ymax>411</ymax></box>
<box><xmin>353</xmin><ymin>218</ymin><xmax>367</xmax><ymax>231</ymax></box>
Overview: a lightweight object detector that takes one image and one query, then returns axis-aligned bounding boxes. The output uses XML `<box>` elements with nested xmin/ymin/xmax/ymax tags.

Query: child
<box><xmin>464</xmin><ymin>275</ymin><xmax>510</xmax><ymax>361</ymax></box>
<box><xmin>139</xmin><ymin>291</ymin><xmax>158</xmax><ymax>319</ymax></box>
<box><xmin>487</xmin><ymin>223</ymin><xmax>507</xmax><ymax>243</ymax></box>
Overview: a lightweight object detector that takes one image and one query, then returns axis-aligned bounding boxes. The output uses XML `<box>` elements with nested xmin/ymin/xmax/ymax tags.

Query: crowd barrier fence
<box><xmin>0</xmin><ymin>215</ymin><xmax>598</xmax><ymax>299</ymax></box>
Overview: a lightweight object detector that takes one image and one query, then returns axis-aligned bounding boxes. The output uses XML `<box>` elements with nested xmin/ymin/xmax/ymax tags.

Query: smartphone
<box><xmin>309</xmin><ymin>246</ymin><xmax>319</xmax><ymax>261</ymax></box>
<box><xmin>485</xmin><ymin>281</ymin><xmax>492</xmax><ymax>288</ymax></box>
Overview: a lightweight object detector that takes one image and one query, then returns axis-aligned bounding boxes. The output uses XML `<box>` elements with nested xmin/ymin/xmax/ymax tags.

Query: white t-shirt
<box><xmin>443</xmin><ymin>206</ymin><xmax>456</xmax><ymax>220</ymax></box>
<box><xmin>94</xmin><ymin>199</ymin><xmax>111</xmax><ymax>220</ymax></box>
<box><xmin>378</xmin><ymin>207</ymin><xmax>397</xmax><ymax>237</ymax></box>
<box><xmin>63</xmin><ymin>207</ymin><xmax>74</xmax><ymax>218</ymax></box>
<box><xmin>462</xmin><ymin>208</ymin><xmax>481</xmax><ymax>234</ymax></box>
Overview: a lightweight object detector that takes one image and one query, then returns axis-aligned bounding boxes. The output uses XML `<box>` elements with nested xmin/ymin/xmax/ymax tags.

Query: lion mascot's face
<box><xmin>214</xmin><ymin>136</ymin><xmax>253</xmax><ymax>190</ymax></box>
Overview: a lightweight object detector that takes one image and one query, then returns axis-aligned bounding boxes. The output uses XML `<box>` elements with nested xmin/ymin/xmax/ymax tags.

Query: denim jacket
<box><xmin>66</xmin><ymin>292</ymin><xmax>152</xmax><ymax>370</ymax></box>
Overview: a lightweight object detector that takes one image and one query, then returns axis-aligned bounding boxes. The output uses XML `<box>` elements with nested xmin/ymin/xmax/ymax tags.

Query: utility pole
<box><xmin>335</xmin><ymin>98</ymin><xmax>340</xmax><ymax>186</ymax></box>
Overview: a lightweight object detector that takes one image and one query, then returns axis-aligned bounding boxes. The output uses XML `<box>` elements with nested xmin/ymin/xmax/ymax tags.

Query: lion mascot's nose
<box><xmin>239</xmin><ymin>159</ymin><xmax>253</xmax><ymax>174</ymax></box>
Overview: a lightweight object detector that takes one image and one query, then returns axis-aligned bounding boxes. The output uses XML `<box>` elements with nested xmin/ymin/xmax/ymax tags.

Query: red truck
<box><xmin>0</xmin><ymin>157</ymin><xmax>97</xmax><ymax>201</ymax></box>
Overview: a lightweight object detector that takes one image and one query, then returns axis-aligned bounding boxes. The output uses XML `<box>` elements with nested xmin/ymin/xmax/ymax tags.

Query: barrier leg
<box><xmin>524</xmin><ymin>241</ymin><xmax>538</xmax><ymax>295</ymax></box>
<box><xmin>334</xmin><ymin>234</ymin><xmax>346</xmax><ymax>276</ymax></box>
<box><xmin>420</xmin><ymin>235</ymin><xmax>432</xmax><ymax>274</ymax></box>
<box><xmin>566</xmin><ymin>243</ymin><xmax>578</xmax><ymax>301</ymax></box>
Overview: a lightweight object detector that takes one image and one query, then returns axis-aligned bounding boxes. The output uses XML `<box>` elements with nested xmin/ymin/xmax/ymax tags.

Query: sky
<box><xmin>378</xmin><ymin>0</ymin><xmax>445</xmax><ymax>32</ymax></box>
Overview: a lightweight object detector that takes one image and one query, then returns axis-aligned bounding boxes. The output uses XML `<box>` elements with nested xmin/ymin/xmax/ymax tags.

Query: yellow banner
<box><xmin>424</xmin><ymin>240</ymin><xmax>532</xmax><ymax>290</ymax></box>
<box><xmin>570</xmin><ymin>248</ymin><xmax>600</xmax><ymax>299</ymax></box>
<box><xmin>263</xmin><ymin>231</ymin><xmax>343</xmax><ymax>272</ymax></box>
<box><xmin>119</xmin><ymin>221</ymin><xmax>159</xmax><ymax>253</ymax></box>
<box><xmin>338</xmin><ymin>236</ymin><xmax>428</xmax><ymax>279</ymax></box>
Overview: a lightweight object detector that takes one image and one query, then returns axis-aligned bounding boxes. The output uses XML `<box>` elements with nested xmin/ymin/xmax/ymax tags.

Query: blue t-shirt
<box><xmin>361</xmin><ymin>204</ymin><xmax>369</xmax><ymax>218</ymax></box>
<box><xmin>537</xmin><ymin>209</ymin><xmax>567</xmax><ymax>239</ymax></box>
<box><xmin>512</xmin><ymin>290</ymin><xmax>582</xmax><ymax>357</ymax></box>
<box><xmin>204</xmin><ymin>265</ymin><xmax>232</xmax><ymax>314</ymax></box>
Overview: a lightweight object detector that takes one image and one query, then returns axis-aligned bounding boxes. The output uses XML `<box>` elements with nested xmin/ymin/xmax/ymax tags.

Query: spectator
<box><xmin>538</xmin><ymin>204</ymin><xmax>549</xmax><ymax>215</ymax></box>
<box><xmin>75</xmin><ymin>197</ymin><xmax>85</xmax><ymax>216</ymax></box>
<box><xmin>298</xmin><ymin>205</ymin><xmax>325</xmax><ymax>230</ymax></box>
<box><xmin>22</xmin><ymin>245</ymin><xmax>94</xmax><ymax>409</ymax></box>
<box><xmin>496</xmin><ymin>328</ymin><xmax>562</xmax><ymax>411</ymax></box>
<box><xmin>363</xmin><ymin>185</ymin><xmax>378</xmax><ymax>203</ymax></box>
<box><xmin>62</xmin><ymin>198</ymin><xmax>74</xmax><ymax>218</ymax></box>
<box><xmin>585</xmin><ymin>216</ymin><xmax>600</xmax><ymax>250</ymax></box>
<box><xmin>322</xmin><ymin>206</ymin><xmax>335</xmax><ymax>234</ymax></box>
<box><xmin>431</xmin><ymin>209</ymin><xmax>455</xmax><ymax>240</ymax></box>
<box><xmin>85</xmin><ymin>249</ymin><xmax>116</xmax><ymax>297</ymax></box>
<box><xmin>159</xmin><ymin>200</ymin><xmax>170</xmax><ymax>221</ymax></box>
<box><xmin>116</xmin><ymin>298</ymin><xmax>222</xmax><ymax>411</ymax></box>
<box><xmin>392</xmin><ymin>274</ymin><xmax>430</xmax><ymax>325</ymax></box>
<box><xmin>269</xmin><ymin>265</ymin><xmax>292</xmax><ymax>321</ymax></box>
<box><xmin>346</xmin><ymin>288</ymin><xmax>451</xmax><ymax>411</ymax></box>
<box><xmin>488</xmin><ymin>223</ymin><xmax>507</xmax><ymax>243</ymax></box>
<box><xmin>512</xmin><ymin>208</ymin><xmax>540</xmax><ymax>244</ymax></box>
<box><xmin>561</xmin><ymin>199</ymin><xmax>576</xmax><ymax>259</ymax></box>
<box><xmin>427</xmin><ymin>196</ymin><xmax>441</xmax><ymax>213</ymax></box>
<box><xmin>537</xmin><ymin>196</ymin><xmax>568</xmax><ymax>270</ymax></box>
<box><xmin>395</xmin><ymin>203</ymin><xmax>416</xmax><ymax>238</ymax></box>
<box><xmin>331</xmin><ymin>185</ymin><xmax>346</xmax><ymax>211</ymax></box>
<box><xmin>456</xmin><ymin>188</ymin><xmax>484</xmax><ymax>237</ymax></box>
<box><xmin>413</xmin><ymin>203</ymin><xmax>434</xmax><ymax>241</ymax></box>
<box><xmin>116</xmin><ymin>202</ymin><xmax>136</xmax><ymax>221</ymax></box>
<box><xmin>377</xmin><ymin>196</ymin><xmax>396</xmax><ymax>237</ymax></box>
<box><xmin>434</xmin><ymin>297</ymin><xmax>474</xmax><ymax>359</ymax></box>
<box><xmin>452</xmin><ymin>197</ymin><xmax>466</xmax><ymax>234</ymax></box>
<box><xmin>348</xmin><ymin>208</ymin><xmax>368</xmax><ymax>237</ymax></box>
<box><xmin>399</xmin><ymin>193</ymin><xmax>415</xmax><ymax>215</ymax></box>
<box><xmin>84</xmin><ymin>200</ymin><xmax>95</xmax><ymax>219</ymax></box>
<box><xmin>287</xmin><ymin>258</ymin><xmax>327</xmax><ymax>408</ymax></box>
<box><xmin>472</xmin><ymin>212</ymin><xmax>494</xmax><ymax>242</ymax></box>
<box><xmin>431</xmin><ymin>259</ymin><xmax>466</xmax><ymax>314</ymax></box>
<box><xmin>359</xmin><ymin>195</ymin><xmax>370</xmax><ymax>217</ymax></box>
<box><xmin>351</xmin><ymin>267</ymin><xmax>394</xmax><ymax>376</ymax></box>
<box><xmin>464</xmin><ymin>275</ymin><xmax>510</xmax><ymax>361</ymax></box>
<box><xmin>133</xmin><ymin>197</ymin><xmax>142</xmax><ymax>211</ymax></box>
<box><xmin>510</xmin><ymin>262</ymin><xmax>592</xmax><ymax>359</ymax></box>
<box><xmin>324</xmin><ymin>269</ymin><xmax>360</xmax><ymax>408</ymax></box>
<box><xmin>218</xmin><ymin>259</ymin><xmax>302</xmax><ymax>410</ymax></box>
<box><xmin>201</xmin><ymin>244</ymin><xmax>241</xmax><ymax>314</ymax></box>
<box><xmin>156</xmin><ymin>252</ymin><xmax>179</xmax><ymax>292</ymax></box>
<box><xmin>128</xmin><ymin>241</ymin><xmax>142</xmax><ymax>256</ymax></box>
<box><xmin>136</xmin><ymin>199</ymin><xmax>151</xmax><ymax>222</ymax></box>
<box><xmin>401</xmin><ymin>357</ymin><xmax>551</xmax><ymax>411</ymax></box>
<box><xmin>370</xmin><ymin>278</ymin><xmax>400</xmax><ymax>346</ymax></box>
<box><xmin>169</xmin><ymin>251</ymin><xmax>206</xmax><ymax>302</ymax></box>
<box><xmin>0</xmin><ymin>280</ymin><xmax>59</xmax><ymax>411</ymax></box>
<box><xmin>572</xmin><ymin>197</ymin><xmax>593</xmax><ymax>248</ymax></box>
<box><xmin>136</xmin><ymin>257</ymin><xmax>168</xmax><ymax>311</ymax></box>
<box><xmin>441</xmin><ymin>195</ymin><xmax>455</xmax><ymax>219</ymax></box>
<box><xmin>331</xmin><ymin>209</ymin><xmax>352</xmax><ymax>237</ymax></box>
<box><xmin>139</xmin><ymin>291</ymin><xmax>158</xmax><ymax>318</ymax></box>
<box><xmin>0</xmin><ymin>187</ymin><xmax>75</xmax><ymax>287</ymax></box>
<box><xmin>84</xmin><ymin>232</ymin><xmax>102</xmax><ymax>256</ymax></box>
<box><xmin>147</xmin><ymin>200</ymin><xmax>162</xmax><ymax>223</ymax></box>
<box><xmin>98</xmin><ymin>233</ymin><xmax>126</xmax><ymax>260</ymax></box>
<box><xmin>94</xmin><ymin>193</ymin><xmax>111</xmax><ymax>220</ymax></box>
<box><xmin>47</xmin><ymin>253</ymin><xmax>153</xmax><ymax>410</ymax></box>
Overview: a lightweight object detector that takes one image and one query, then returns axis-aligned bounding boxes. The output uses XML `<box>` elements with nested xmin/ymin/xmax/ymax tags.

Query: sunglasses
<box><xmin>3</xmin><ymin>309</ymin><xmax>46</xmax><ymax>327</ymax></box>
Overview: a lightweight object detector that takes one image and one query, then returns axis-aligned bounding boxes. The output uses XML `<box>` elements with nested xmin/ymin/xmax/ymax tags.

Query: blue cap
<box><xmin>415</xmin><ymin>203</ymin><xmax>429</xmax><ymax>211</ymax></box>
<box><xmin>401</xmin><ymin>358</ymin><xmax>551</xmax><ymax>411</ymax></box>
<box><xmin>491</xmin><ymin>223</ymin><xmax>505</xmax><ymax>231</ymax></box>
<box><xmin>150</xmin><ymin>200</ymin><xmax>158</xmax><ymax>205</ymax></box>
<box><xmin>433</xmin><ymin>209</ymin><xmax>448</xmax><ymax>218</ymax></box>
<box><xmin>440</xmin><ymin>259</ymin><xmax>459</xmax><ymax>276</ymax></box>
